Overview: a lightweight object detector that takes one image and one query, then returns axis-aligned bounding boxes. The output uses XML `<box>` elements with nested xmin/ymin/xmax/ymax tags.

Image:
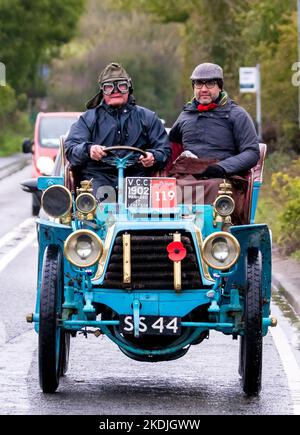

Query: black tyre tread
<box><xmin>32</xmin><ymin>205</ymin><xmax>40</xmax><ymax>216</ymax></box>
<box><xmin>38</xmin><ymin>245</ymin><xmax>61</xmax><ymax>393</ymax></box>
<box><xmin>32</xmin><ymin>194</ymin><xmax>41</xmax><ymax>216</ymax></box>
<box><xmin>242</xmin><ymin>248</ymin><xmax>262</xmax><ymax>396</ymax></box>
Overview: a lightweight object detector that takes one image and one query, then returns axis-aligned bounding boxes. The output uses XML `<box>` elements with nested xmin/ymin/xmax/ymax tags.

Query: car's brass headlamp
<box><xmin>214</xmin><ymin>195</ymin><xmax>235</xmax><ymax>217</ymax></box>
<box><xmin>64</xmin><ymin>229</ymin><xmax>103</xmax><ymax>268</ymax></box>
<box><xmin>202</xmin><ymin>231</ymin><xmax>240</xmax><ymax>270</ymax></box>
<box><xmin>213</xmin><ymin>180</ymin><xmax>235</xmax><ymax>230</ymax></box>
<box><xmin>41</xmin><ymin>185</ymin><xmax>72</xmax><ymax>218</ymax></box>
<box><xmin>76</xmin><ymin>193</ymin><xmax>97</xmax><ymax>219</ymax></box>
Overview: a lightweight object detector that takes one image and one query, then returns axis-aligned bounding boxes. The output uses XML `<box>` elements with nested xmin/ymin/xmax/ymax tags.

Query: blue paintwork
<box><xmin>250</xmin><ymin>181</ymin><xmax>262</xmax><ymax>223</ymax></box>
<box><xmin>37</xmin><ymin>176</ymin><xmax>64</xmax><ymax>190</ymax></box>
<box><xmin>33</xmin><ymin>152</ymin><xmax>272</xmax><ymax>360</ymax></box>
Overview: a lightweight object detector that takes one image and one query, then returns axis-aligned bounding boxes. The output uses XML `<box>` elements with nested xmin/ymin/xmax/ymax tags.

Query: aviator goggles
<box><xmin>101</xmin><ymin>80</ymin><xmax>130</xmax><ymax>95</ymax></box>
<box><xmin>193</xmin><ymin>79</ymin><xmax>218</xmax><ymax>89</ymax></box>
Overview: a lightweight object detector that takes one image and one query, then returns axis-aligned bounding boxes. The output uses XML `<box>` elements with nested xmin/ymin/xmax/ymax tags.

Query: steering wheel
<box><xmin>104</xmin><ymin>145</ymin><xmax>147</xmax><ymax>157</ymax></box>
<box><xmin>100</xmin><ymin>146</ymin><xmax>149</xmax><ymax>204</ymax></box>
<box><xmin>102</xmin><ymin>145</ymin><xmax>148</xmax><ymax>168</ymax></box>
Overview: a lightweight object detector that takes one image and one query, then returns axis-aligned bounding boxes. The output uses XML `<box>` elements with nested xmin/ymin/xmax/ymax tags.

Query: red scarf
<box><xmin>197</xmin><ymin>102</ymin><xmax>218</xmax><ymax>112</ymax></box>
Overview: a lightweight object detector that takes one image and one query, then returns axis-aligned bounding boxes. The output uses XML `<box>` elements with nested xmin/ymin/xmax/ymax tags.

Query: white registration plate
<box><xmin>120</xmin><ymin>315</ymin><xmax>181</xmax><ymax>336</ymax></box>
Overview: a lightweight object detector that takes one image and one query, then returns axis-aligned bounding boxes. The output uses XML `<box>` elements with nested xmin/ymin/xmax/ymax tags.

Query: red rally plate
<box><xmin>125</xmin><ymin>177</ymin><xmax>177</xmax><ymax>209</ymax></box>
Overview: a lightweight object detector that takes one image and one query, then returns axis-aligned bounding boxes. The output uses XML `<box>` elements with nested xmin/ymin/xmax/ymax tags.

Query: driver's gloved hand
<box><xmin>139</xmin><ymin>152</ymin><xmax>156</xmax><ymax>168</ymax></box>
<box><xmin>89</xmin><ymin>144</ymin><xmax>107</xmax><ymax>161</ymax></box>
<box><xmin>195</xmin><ymin>164</ymin><xmax>226</xmax><ymax>179</ymax></box>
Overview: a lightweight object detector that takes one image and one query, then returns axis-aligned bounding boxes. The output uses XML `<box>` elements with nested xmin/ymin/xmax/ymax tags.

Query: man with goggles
<box><xmin>101</xmin><ymin>80</ymin><xmax>130</xmax><ymax>95</ymax></box>
<box><xmin>65</xmin><ymin>62</ymin><xmax>170</xmax><ymax>200</ymax></box>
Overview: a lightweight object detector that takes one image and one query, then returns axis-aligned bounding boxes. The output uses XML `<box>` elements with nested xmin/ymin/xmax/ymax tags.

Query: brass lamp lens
<box><xmin>202</xmin><ymin>232</ymin><xmax>240</xmax><ymax>270</ymax></box>
<box><xmin>211</xmin><ymin>238</ymin><xmax>230</xmax><ymax>262</ymax></box>
<box><xmin>214</xmin><ymin>195</ymin><xmax>235</xmax><ymax>217</ymax></box>
<box><xmin>76</xmin><ymin>193</ymin><xmax>97</xmax><ymax>214</ymax></box>
<box><xmin>64</xmin><ymin>230</ymin><xmax>103</xmax><ymax>268</ymax></box>
<box><xmin>76</xmin><ymin>235</ymin><xmax>93</xmax><ymax>259</ymax></box>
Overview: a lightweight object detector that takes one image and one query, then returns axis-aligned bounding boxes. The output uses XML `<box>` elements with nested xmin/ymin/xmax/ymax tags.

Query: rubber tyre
<box><xmin>38</xmin><ymin>245</ymin><xmax>64</xmax><ymax>393</ymax></box>
<box><xmin>32</xmin><ymin>192</ymin><xmax>41</xmax><ymax>216</ymax></box>
<box><xmin>240</xmin><ymin>248</ymin><xmax>263</xmax><ymax>396</ymax></box>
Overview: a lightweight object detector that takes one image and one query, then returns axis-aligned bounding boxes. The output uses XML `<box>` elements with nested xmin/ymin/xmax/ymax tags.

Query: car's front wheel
<box><xmin>38</xmin><ymin>245</ymin><xmax>67</xmax><ymax>393</ymax></box>
<box><xmin>32</xmin><ymin>191</ymin><xmax>42</xmax><ymax>216</ymax></box>
<box><xmin>239</xmin><ymin>247</ymin><xmax>263</xmax><ymax>396</ymax></box>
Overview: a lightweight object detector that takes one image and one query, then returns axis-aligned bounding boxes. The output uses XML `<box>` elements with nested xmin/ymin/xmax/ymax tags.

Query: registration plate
<box><xmin>125</xmin><ymin>177</ymin><xmax>177</xmax><ymax>209</ymax></box>
<box><xmin>120</xmin><ymin>315</ymin><xmax>181</xmax><ymax>336</ymax></box>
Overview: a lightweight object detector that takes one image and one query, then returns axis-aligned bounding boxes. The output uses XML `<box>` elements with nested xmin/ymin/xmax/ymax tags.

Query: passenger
<box><xmin>168</xmin><ymin>62</ymin><xmax>260</xmax><ymax>222</ymax></box>
<box><xmin>64</xmin><ymin>62</ymin><xmax>170</xmax><ymax>200</ymax></box>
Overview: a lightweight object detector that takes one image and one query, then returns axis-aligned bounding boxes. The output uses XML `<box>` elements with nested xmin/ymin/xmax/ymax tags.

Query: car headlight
<box><xmin>202</xmin><ymin>232</ymin><xmax>240</xmax><ymax>270</ymax></box>
<box><xmin>64</xmin><ymin>229</ymin><xmax>103</xmax><ymax>268</ymax></box>
<box><xmin>41</xmin><ymin>185</ymin><xmax>72</xmax><ymax>218</ymax></box>
<box><xmin>36</xmin><ymin>156</ymin><xmax>55</xmax><ymax>176</ymax></box>
<box><xmin>214</xmin><ymin>195</ymin><xmax>235</xmax><ymax>217</ymax></box>
<box><xmin>76</xmin><ymin>193</ymin><xmax>97</xmax><ymax>215</ymax></box>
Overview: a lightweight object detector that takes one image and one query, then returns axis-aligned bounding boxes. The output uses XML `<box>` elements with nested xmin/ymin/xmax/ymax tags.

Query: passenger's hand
<box><xmin>139</xmin><ymin>152</ymin><xmax>155</xmax><ymax>167</ymax></box>
<box><xmin>90</xmin><ymin>145</ymin><xmax>107</xmax><ymax>161</ymax></box>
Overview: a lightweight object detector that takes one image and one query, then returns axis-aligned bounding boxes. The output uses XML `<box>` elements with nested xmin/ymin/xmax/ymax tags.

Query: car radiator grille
<box><xmin>102</xmin><ymin>231</ymin><xmax>203</xmax><ymax>289</ymax></box>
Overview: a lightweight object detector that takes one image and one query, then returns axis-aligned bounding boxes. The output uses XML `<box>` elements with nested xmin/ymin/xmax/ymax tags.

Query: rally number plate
<box><xmin>119</xmin><ymin>315</ymin><xmax>181</xmax><ymax>336</ymax></box>
<box><xmin>125</xmin><ymin>177</ymin><xmax>177</xmax><ymax>209</ymax></box>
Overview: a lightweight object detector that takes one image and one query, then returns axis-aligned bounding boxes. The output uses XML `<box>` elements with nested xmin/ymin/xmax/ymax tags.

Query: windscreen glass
<box><xmin>39</xmin><ymin>116</ymin><xmax>78</xmax><ymax>148</ymax></box>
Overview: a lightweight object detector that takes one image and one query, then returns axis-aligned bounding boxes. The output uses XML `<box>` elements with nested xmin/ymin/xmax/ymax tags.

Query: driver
<box><xmin>64</xmin><ymin>62</ymin><xmax>170</xmax><ymax>200</ymax></box>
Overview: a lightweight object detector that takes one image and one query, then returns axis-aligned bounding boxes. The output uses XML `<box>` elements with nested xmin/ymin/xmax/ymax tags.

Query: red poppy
<box><xmin>167</xmin><ymin>241</ymin><xmax>187</xmax><ymax>262</ymax></box>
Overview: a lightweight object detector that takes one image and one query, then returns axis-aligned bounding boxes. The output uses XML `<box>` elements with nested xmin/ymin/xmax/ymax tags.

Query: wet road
<box><xmin>0</xmin><ymin>166</ymin><xmax>300</xmax><ymax>415</ymax></box>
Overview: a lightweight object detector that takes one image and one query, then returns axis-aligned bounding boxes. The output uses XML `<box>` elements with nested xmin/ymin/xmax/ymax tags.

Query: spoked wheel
<box><xmin>239</xmin><ymin>247</ymin><xmax>263</xmax><ymax>396</ymax></box>
<box><xmin>39</xmin><ymin>245</ymin><xmax>68</xmax><ymax>393</ymax></box>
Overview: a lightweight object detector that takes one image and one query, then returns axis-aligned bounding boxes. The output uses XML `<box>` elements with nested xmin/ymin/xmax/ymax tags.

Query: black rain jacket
<box><xmin>64</xmin><ymin>97</ymin><xmax>170</xmax><ymax>191</ymax></box>
<box><xmin>169</xmin><ymin>97</ymin><xmax>260</xmax><ymax>175</ymax></box>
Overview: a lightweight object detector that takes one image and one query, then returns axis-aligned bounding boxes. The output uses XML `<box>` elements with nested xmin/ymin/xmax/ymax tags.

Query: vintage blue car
<box><xmin>24</xmin><ymin>138</ymin><xmax>276</xmax><ymax>395</ymax></box>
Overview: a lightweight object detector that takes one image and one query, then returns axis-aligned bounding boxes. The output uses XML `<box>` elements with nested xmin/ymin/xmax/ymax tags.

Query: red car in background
<box><xmin>22</xmin><ymin>112</ymin><xmax>81</xmax><ymax>215</ymax></box>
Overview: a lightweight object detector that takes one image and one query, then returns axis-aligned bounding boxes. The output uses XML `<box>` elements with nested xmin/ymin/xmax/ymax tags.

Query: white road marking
<box><xmin>271</xmin><ymin>322</ymin><xmax>300</xmax><ymax>414</ymax></box>
<box><xmin>0</xmin><ymin>232</ymin><xmax>36</xmax><ymax>274</ymax></box>
<box><xmin>0</xmin><ymin>218</ymin><xmax>37</xmax><ymax>413</ymax></box>
<box><xmin>0</xmin><ymin>321</ymin><xmax>6</xmax><ymax>347</ymax></box>
<box><xmin>0</xmin><ymin>329</ymin><xmax>37</xmax><ymax>414</ymax></box>
<box><xmin>0</xmin><ymin>217</ymin><xmax>35</xmax><ymax>249</ymax></box>
<box><xmin>0</xmin><ymin>218</ymin><xmax>36</xmax><ymax>274</ymax></box>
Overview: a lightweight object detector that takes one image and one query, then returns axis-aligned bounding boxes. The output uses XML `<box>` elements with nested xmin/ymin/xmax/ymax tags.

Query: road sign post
<box><xmin>239</xmin><ymin>65</ymin><xmax>262</xmax><ymax>140</ymax></box>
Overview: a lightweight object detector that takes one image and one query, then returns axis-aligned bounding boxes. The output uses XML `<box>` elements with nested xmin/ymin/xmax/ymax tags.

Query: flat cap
<box><xmin>190</xmin><ymin>63</ymin><xmax>223</xmax><ymax>80</ymax></box>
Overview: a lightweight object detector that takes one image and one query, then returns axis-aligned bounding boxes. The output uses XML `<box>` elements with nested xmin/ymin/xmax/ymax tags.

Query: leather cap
<box><xmin>98</xmin><ymin>62</ymin><xmax>131</xmax><ymax>84</ymax></box>
<box><xmin>86</xmin><ymin>62</ymin><xmax>133</xmax><ymax>109</ymax></box>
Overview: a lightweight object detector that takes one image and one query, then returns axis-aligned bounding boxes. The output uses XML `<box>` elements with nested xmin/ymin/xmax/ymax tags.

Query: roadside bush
<box><xmin>0</xmin><ymin>85</ymin><xmax>32</xmax><ymax>156</ymax></box>
<box><xmin>271</xmin><ymin>158</ymin><xmax>300</xmax><ymax>256</ymax></box>
<box><xmin>0</xmin><ymin>85</ymin><xmax>17</xmax><ymax>120</ymax></box>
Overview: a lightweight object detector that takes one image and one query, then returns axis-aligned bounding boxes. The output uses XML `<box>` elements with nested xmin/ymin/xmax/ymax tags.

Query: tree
<box><xmin>48</xmin><ymin>0</ymin><xmax>183</xmax><ymax>124</ymax></box>
<box><xmin>0</xmin><ymin>0</ymin><xmax>85</xmax><ymax>95</ymax></box>
<box><xmin>239</xmin><ymin>1</ymin><xmax>298</xmax><ymax>151</ymax></box>
<box><xmin>114</xmin><ymin>0</ymin><xmax>252</xmax><ymax>98</ymax></box>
